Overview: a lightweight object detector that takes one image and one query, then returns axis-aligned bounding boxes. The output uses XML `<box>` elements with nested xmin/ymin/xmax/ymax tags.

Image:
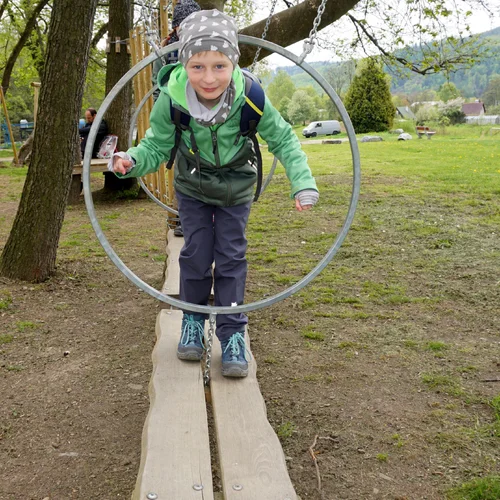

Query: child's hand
<box><xmin>294</xmin><ymin>189</ymin><xmax>319</xmax><ymax>212</ymax></box>
<box><xmin>113</xmin><ymin>157</ymin><xmax>133</xmax><ymax>175</ymax></box>
<box><xmin>295</xmin><ymin>198</ymin><xmax>312</xmax><ymax>211</ymax></box>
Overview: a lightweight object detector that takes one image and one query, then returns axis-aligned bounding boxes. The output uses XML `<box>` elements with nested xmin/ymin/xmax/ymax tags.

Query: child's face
<box><xmin>185</xmin><ymin>51</ymin><xmax>233</xmax><ymax>105</ymax></box>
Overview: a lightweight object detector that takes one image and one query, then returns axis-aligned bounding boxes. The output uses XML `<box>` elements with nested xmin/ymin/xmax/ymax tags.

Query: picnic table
<box><xmin>69</xmin><ymin>158</ymin><xmax>108</xmax><ymax>204</ymax></box>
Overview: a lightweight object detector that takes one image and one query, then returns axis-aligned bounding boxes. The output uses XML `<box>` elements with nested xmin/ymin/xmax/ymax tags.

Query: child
<box><xmin>110</xmin><ymin>10</ymin><xmax>319</xmax><ymax>378</ymax></box>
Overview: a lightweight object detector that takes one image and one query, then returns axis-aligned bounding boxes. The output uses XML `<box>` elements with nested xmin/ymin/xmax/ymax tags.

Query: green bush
<box><xmin>345</xmin><ymin>57</ymin><xmax>396</xmax><ymax>133</ymax></box>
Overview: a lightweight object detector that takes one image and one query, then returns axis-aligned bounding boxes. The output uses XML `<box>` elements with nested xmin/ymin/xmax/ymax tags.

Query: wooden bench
<box><xmin>68</xmin><ymin>158</ymin><xmax>109</xmax><ymax>203</ymax></box>
<box><xmin>134</xmin><ymin>230</ymin><xmax>298</xmax><ymax>499</ymax></box>
<box><xmin>416</xmin><ymin>126</ymin><xmax>436</xmax><ymax>139</ymax></box>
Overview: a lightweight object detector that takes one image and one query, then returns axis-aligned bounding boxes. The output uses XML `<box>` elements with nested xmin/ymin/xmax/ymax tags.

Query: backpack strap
<box><xmin>166</xmin><ymin>105</ymin><xmax>193</xmax><ymax>170</ymax></box>
<box><xmin>240</xmin><ymin>70</ymin><xmax>265</xmax><ymax>202</ymax></box>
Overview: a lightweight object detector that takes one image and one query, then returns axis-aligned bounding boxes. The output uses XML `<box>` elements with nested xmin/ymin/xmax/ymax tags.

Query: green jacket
<box><xmin>121</xmin><ymin>63</ymin><xmax>317</xmax><ymax>206</ymax></box>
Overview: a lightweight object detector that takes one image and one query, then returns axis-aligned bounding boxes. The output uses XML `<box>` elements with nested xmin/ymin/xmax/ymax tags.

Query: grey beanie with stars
<box><xmin>178</xmin><ymin>9</ymin><xmax>240</xmax><ymax>67</ymax></box>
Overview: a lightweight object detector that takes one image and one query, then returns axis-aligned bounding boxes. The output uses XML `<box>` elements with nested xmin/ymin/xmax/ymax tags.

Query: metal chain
<box><xmin>250</xmin><ymin>0</ymin><xmax>279</xmax><ymax>71</ymax></box>
<box><xmin>203</xmin><ymin>313</ymin><xmax>216</xmax><ymax>386</ymax></box>
<box><xmin>298</xmin><ymin>0</ymin><xmax>329</xmax><ymax>64</ymax></box>
<box><xmin>138</xmin><ymin>0</ymin><xmax>164</xmax><ymax>62</ymax></box>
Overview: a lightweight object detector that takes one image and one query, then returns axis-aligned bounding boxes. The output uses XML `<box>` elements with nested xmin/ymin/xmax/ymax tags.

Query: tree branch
<box><xmin>347</xmin><ymin>13</ymin><xmax>480</xmax><ymax>76</ymax></box>
<box><xmin>1</xmin><ymin>0</ymin><xmax>51</xmax><ymax>94</ymax></box>
<box><xmin>0</xmin><ymin>0</ymin><xmax>9</xmax><ymax>21</ymax></box>
<box><xmin>238</xmin><ymin>0</ymin><xmax>360</xmax><ymax>66</ymax></box>
<box><xmin>91</xmin><ymin>22</ymin><xmax>109</xmax><ymax>49</ymax></box>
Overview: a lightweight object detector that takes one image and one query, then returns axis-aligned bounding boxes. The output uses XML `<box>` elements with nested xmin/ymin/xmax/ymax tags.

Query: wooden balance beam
<box><xmin>133</xmin><ymin>231</ymin><xmax>298</xmax><ymax>499</ymax></box>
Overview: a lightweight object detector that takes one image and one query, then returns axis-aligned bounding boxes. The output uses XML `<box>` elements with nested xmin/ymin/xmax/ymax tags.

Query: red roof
<box><xmin>462</xmin><ymin>102</ymin><xmax>486</xmax><ymax>116</ymax></box>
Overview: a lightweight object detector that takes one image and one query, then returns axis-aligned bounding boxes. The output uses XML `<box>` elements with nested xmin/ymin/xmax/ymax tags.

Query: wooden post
<box><xmin>31</xmin><ymin>82</ymin><xmax>41</xmax><ymax>130</ymax></box>
<box><xmin>160</xmin><ymin>0</ymin><xmax>169</xmax><ymax>39</ymax></box>
<box><xmin>0</xmin><ymin>87</ymin><xmax>19</xmax><ymax>164</ymax></box>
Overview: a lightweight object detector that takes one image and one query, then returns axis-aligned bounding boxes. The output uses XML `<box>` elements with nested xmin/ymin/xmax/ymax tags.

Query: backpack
<box><xmin>165</xmin><ymin>68</ymin><xmax>265</xmax><ymax>202</ymax></box>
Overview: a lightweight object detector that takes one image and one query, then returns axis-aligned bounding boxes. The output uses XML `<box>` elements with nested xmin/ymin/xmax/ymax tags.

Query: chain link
<box><xmin>250</xmin><ymin>0</ymin><xmax>279</xmax><ymax>71</ymax></box>
<box><xmin>203</xmin><ymin>313</ymin><xmax>216</xmax><ymax>386</ymax></box>
<box><xmin>298</xmin><ymin>0</ymin><xmax>329</xmax><ymax>63</ymax></box>
<box><xmin>138</xmin><ymin>0</ymin><xmax>165</xmax><ymax>63</ymax></box>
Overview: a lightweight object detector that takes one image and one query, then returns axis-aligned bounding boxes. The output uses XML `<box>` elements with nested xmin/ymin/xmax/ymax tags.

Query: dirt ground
<box><xmin>1</xmin><ymin>168</ymin><xmax>499</xmax><ymax>500</ymax></box>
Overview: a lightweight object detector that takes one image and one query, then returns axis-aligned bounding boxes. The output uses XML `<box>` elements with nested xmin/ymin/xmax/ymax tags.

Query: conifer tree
<box><xmin>344</xmin><ymin>58</ymin><xmax>396</xmax><ymax>133</ymax></box>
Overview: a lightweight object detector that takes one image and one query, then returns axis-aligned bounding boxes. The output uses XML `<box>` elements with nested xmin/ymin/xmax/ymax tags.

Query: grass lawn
<box><xmin>0</xmin><ymin>124</ymin><xmax>499</xmax><ymax>499</ymax></box>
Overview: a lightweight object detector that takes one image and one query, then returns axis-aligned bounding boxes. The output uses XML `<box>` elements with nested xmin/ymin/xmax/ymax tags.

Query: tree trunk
<box><xmin>15</xmin><ymin>132</ymin><xmax>34</xmax><ymax>166</ymax></box>
<box><xmin>103</xmin><ymin>0</ymin><xmax>135</xmax><ymax>192</ymax></box>
<box><xmin>0</xmin><ymin>0</ymin><xmax>98</xmax><ymax>281</ymax></box>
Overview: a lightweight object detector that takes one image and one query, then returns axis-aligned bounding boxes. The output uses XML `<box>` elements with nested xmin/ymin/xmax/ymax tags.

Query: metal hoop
<box><xmin>83</xmin><ymin>36</ymin><xmax>361</xmax><ymax>315</ymax></box>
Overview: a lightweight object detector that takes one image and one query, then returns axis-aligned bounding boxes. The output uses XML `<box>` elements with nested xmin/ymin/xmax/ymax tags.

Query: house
<box><xmin>462</xmin><ymin>101</ymin><xmax>486</xmax><ymax>116</ymax></box>
<box><xmin>396</xmin><ymin>106</ymin><xmax>416</xmax><ymax>120</ymax></box>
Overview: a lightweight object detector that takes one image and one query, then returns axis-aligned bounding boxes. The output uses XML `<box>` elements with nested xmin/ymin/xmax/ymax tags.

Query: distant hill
<box><xmin>269</xmin><ymin>27</ymin><xmax>500</xmax><ymax>98</ymax></box>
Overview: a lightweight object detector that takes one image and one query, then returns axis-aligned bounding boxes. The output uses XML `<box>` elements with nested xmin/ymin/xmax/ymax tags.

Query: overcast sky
<box><xmin>251</xmin><ymin>0</ymin><xmax>500</xmax><ymax>66</ymax></box>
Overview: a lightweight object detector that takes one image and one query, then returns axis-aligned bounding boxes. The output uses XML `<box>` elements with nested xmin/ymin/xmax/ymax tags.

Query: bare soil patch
<box><xmin>1</xmin><ymin>167</ymin><xmax>499</xmax><ymax>500</ymax></box>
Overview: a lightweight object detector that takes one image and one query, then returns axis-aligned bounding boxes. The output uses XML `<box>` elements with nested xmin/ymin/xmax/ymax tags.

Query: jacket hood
<box><xmin>157</xmin><ymin>62</ymin><xmax>245</xmax><ymax>110</ymax></box>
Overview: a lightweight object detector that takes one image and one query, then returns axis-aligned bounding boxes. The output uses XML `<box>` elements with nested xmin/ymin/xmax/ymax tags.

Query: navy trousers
<box><xmin>176</xmin><ymin>191</ymin><xmax>252</xmax><ymax>341</ymax></box>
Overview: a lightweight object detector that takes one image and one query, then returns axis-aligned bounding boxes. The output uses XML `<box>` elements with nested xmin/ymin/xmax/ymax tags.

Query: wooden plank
<box><xmin>210</xmin><ymin>334</ymin><xmax>297</xmax><ymax>500</ymax></box>
<box><xmin>161</xmin><ymin>230</ymin><xmax>214</xmax><ymax>300</ymax></box>
<box><xmin>132</xmin><ymin>310</ymin><xmax>214</xmax><ymax>500</ymax></box>
<box><xmin>160</xmin><ymin>0</ymin><xmax>169</xmax><ymax>39</ymax></box>
<box><xmin>162</xmin><ymin>229</ymin><xmax>183</xmax><ymax>296</ymax></box>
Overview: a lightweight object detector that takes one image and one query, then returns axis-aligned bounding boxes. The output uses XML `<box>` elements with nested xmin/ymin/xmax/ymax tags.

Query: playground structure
<box><xmin>82</xmin><ymin>1</ymin><xmax>360</xmax><ymax>497</ymax></box>
<box><xmin>129</xmin><ymin>0</ymin><xmax>176</xmax><ymax>222</ymax></box>
<box><xmin>84</xmin><ymin>34</ymin><xmax>360</xmax><ymax>498</ymax></box>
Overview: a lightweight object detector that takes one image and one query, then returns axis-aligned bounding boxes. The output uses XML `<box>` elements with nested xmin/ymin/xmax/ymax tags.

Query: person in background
<box><xmin>80</xmin><ymin>108</ymin><xmax>108</xmax><ymax>159</ymax></box>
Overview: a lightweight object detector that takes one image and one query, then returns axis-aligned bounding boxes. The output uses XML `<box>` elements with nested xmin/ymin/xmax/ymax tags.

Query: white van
<box><xmin>302</xmin><ymin>120</ymin><xmax>341</xmax><ymax>138</ymax></box>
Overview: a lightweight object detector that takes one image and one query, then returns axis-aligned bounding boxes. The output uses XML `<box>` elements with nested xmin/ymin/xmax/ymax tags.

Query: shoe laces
<box><xmin>223</xmin><ymin>332</ymin><xmax>250</xmax><ymax>360</ymax></box>
<box><xmin>181</xmin><ymin>315</ymin><xmax>204</xmax><ymax>346</ymax></box>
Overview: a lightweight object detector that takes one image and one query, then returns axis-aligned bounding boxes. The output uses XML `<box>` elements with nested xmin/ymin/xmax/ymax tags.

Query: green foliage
<box><xmin>416</xmin><ymin>104</ymin><xmax>439</xmax><ymax>125</ymax></box>
<box><xmin>288</xmin><ymin>90</ymin><xmax>315</xmax><ymax>125</ymax></box>
<box><xmin>277</xmin><ymin>96</ymin><xmax>291</xmax><ymax>123</ymax></box>
<box><xmin>266</xmin><ymin>70</ymin><xmax>296</xmax><ymax>108</ymax></box>
<box><xmin>447</xmin><ymin>476</ymin><xmax>500</xmax><ymax>500</ymax></box>
<box><xmin>81</xmin><ymin>48</ymin><xmax>107</xmax><ymax>112</ymax></box>
<box><xmin>439</xmin><ymin>82</ymin><xmax>462</xmax><ymax>102</ymax></box>
<box><xmin>325</xmin><ymin>60</ymin><xmax>356</xmax><ymax>98</ymax></box>
<box><xmin>481</xmin><ymin>75</ymin><xmax>500</xmax><ymax>108</ymax></box>
<box><xmin>490</xmin><ymin>395</ymin><xmax>500</xmax><ymax>421</ymax></box>
<box><xmin>391</xmin><ymin>28</ymin><xmax>500</xmax><ymax>98</ymax></box>
<box><xmin>438</xmin><ymin>98</ymin><xmax>466</xmax><ymax>125</ymax></box>
<box><xmin>344</xmin><ymin>58</ymin><xmax>396</xmax><ymax>133</ymax></box>
<box><xmin>0</xmin><ymin>290</ymin><xmax>12</xmax><ymax>309</ymax></box>
<box><xmin>224</xmin><ymin>0</ymin><xmax>254</xmax><ymax>29</ymax></box>
<box><xmin>277</xmin><ymin>421</ymin><xmax>296</xmax><ymax>439</ymax></box>
<box><xmin>0</xmin><ymin>334</ymin><xmax>14</xmax><ymax>345</ymax></box>
<box><xmin>426</xmin><ymin>341</ymin><xmax>449</xmax><ymax>352</ymax></box>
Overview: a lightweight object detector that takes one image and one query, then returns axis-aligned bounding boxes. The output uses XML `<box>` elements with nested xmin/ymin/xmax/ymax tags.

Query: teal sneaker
<box><xmin>220</xmin><ymin>332</ymin><xmax>249</xmax><ymax>378</ymax></box>
<box><xmin>177</xmin><ymin>314</ymin><xmax>205</xmax><ymax>361</ymax></box>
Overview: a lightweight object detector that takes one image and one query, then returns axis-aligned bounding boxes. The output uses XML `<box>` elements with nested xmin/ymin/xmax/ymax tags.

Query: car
<box><xmin>302</xmin><ymin>120</ymin><xmax>341</xmax><ymax>138</ymax></box>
